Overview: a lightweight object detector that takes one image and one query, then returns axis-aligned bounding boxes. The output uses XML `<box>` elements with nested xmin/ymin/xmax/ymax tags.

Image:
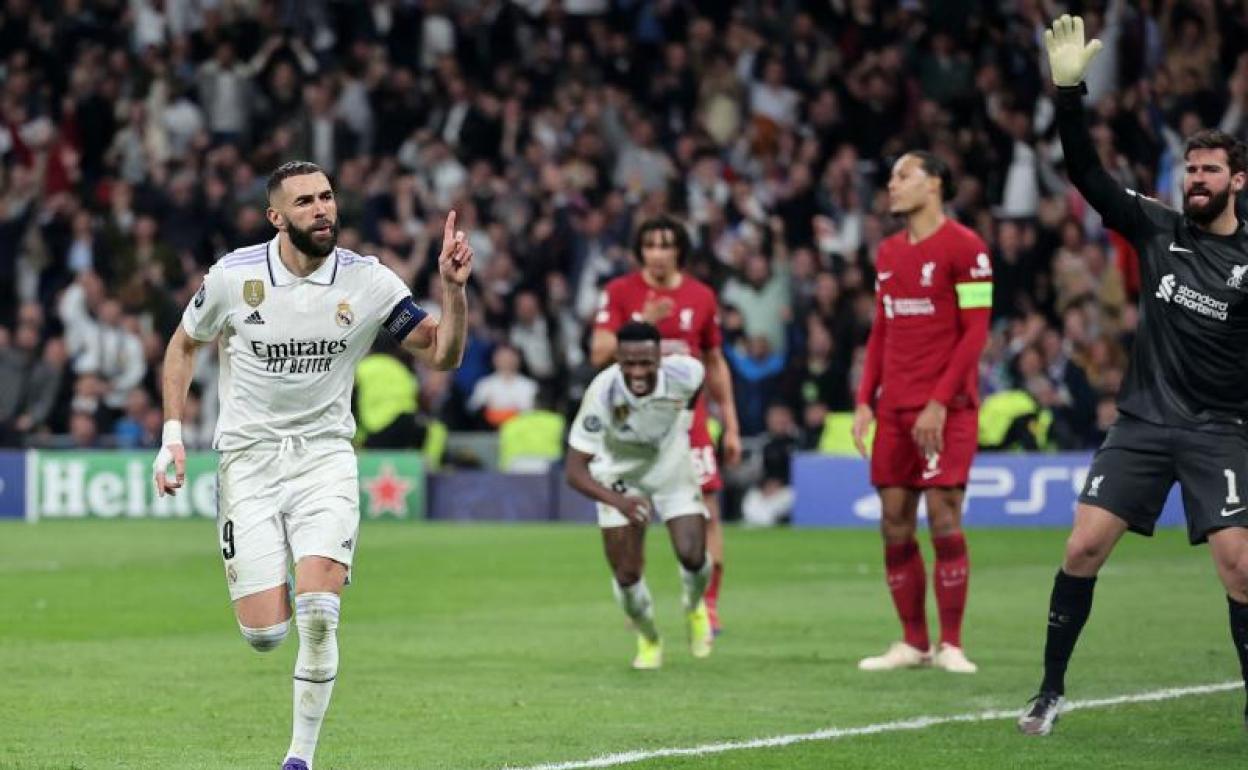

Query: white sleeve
<box><xmin>181</xmin><ymin>266</ymin><xmax>231</xmax><ymax>342</ymax></box>
<box><xmin>664</xmin><ymin>355</ymin><xmax>705</xmax><ymax>403</ymax></box>
<box><xmin>373</xmin><ymin>263</ymin><xmax>413</xmax><ymax>316</ymax></box>
<box><xmin>568</xmin><ymin>372</ymin><xmax>611</xmax><ymax>456</ymax></box>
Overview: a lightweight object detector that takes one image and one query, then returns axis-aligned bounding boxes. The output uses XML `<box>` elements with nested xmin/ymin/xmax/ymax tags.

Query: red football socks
<box><xmin>932</xmin><ymin>532</ymin><xmax>969</xmax><ymax>648</ymax></box>
<box><xmin>884</xmin><ymin>539</ymin><xmax>929</xmax><ymax>651</ymax></box>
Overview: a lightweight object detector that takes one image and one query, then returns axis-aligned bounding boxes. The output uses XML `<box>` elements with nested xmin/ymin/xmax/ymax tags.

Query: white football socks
<box><xmin>613</xmin><ymin>578</ymin><xmax>659</xmax><ymax>642</ymax></box>
<box><xmin>287</xmin><ymin>592</ymin><xmax>340</xmax><ymax>767</ymax></box>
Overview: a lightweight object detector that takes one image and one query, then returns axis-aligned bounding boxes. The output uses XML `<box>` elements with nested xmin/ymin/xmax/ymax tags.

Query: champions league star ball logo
<box><xmin>336</xmin><ymin>299</ymin><xmax>355</xmax><ymax>328</ymax></box>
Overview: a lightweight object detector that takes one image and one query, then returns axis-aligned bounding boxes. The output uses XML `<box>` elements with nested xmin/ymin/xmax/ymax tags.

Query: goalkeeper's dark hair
<box><xmin>266</xmin><ymin>161</ymin><xmax>329</xmax><ymax>202</ymax></box>
<box><xmin>616</xmin><ymin>321</ymin><xmax>661</xmax><ymax>346</ymax></box>
<box><xmin>1184</xmin><ymin>130</ymin><xmax>1248</xmax><ymax>175</ymax></box>
<box><xmin>906</xmin><ymin>150</ymin><xmax>956</xmax><ymax>202</ymax></box>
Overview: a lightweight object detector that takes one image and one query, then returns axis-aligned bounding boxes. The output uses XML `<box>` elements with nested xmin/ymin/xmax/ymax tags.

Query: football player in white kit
<box><xmin>151</xmin><ymin>161</ymin><xmax>473</xmax><ymax>770</ymax></box>
<box><xmin>566</xmin><ymin>321</ymin><xmax>714</xmax><ymax>669</ymax></box>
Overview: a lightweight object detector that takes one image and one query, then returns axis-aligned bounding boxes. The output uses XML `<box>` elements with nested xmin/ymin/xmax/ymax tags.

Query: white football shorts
<box><xmin>216</xmin><ymin>438</ymin><xmax>359</xmax><ymax>601</ymax></box>
<box><xmin>594</xmin><ymin>475</ymin><xmax>708</xmax><ymax>529</ymax></box>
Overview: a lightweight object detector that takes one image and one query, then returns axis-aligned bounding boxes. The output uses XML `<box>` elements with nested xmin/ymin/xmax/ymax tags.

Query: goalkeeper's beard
<box><xmin>1183</xmin><ymin>186</ymin><xmax>1231</xmax><ymax>225</ymax></box>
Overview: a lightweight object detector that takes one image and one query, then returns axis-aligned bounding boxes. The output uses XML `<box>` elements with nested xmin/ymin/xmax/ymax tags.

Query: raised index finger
<box><xmin>444</xmin><ymin>210</ymin><xmax>457</xmax><ymax>243</ymax></box>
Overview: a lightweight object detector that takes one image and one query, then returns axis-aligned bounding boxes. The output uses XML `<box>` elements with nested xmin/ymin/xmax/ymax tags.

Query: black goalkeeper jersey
<box><xmin>1057</xmin><ymin>86</ymin><xmax>1248</xmax><ymax>433</ymax></box>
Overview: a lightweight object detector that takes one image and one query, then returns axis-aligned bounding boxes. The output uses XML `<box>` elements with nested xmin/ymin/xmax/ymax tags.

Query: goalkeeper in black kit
<box><xmin>1018</xmin><ymin>15</ymin><xmax>1248</xmax><ymax>735</ymax></box>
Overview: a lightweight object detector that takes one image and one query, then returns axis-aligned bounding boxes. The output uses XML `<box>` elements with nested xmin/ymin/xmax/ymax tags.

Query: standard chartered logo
<box><xmin>1155</xmin><ymin>273</ymin><xmax>1228</xmax><ymax>321</ymax></box>
<box><xmin>37</xmin><ymin>456</ymin><xmax>217</xmax><ymax>519</ymax></box>
<box><xmin>1156</xmin><ymin>274</ymin><xmax>1175</xmax><ymax>302</ymax></box>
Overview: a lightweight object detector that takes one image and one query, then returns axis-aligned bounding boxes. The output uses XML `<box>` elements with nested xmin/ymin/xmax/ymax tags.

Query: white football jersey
<box><xmin>182</xmin><ymin>237</ymin><xmax>425</xmax><ymax>450</ymax></box>
<box><xmin>568</xmin><ymin>355</ymin><xmax>705</xmax><ymax>490</ymax></box>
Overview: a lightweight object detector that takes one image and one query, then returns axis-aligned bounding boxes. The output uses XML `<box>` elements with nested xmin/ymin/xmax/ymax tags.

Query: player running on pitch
<box><xmin>152</xmin><ymin>161</ymin><xmax>472</xmax><ymax>768</ymax></box>
<box><xmin>591</xmin><ymin>215</ymin><xmax>740</xmax><ymax>634</ymax></box>
<box><xmin>851</xmin><ymin>150</ymin><xmax>993</xmax><ymax>675</ymax></box>
<box><xmin>1019</xmin><ymin>16</ymin><xmax>1248</xmax><ymax>735</ymax></box>
<box><xmin>568</xmin><ymin>321</ymin><xmax>714</xmax><ymax>669</ymax></box>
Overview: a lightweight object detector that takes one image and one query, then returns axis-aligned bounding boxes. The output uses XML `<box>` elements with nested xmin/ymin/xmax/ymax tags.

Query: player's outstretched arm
<box><xmin>403</xmin><ymin>211</ymin><xmax>473</xmax><ymax>370</ymax></box>
<box><xmin>153</xmin><ymin>325</ymin><xmax>201</xmax><ymax>497</ymax></box>
<box><xmin>565</xmin><ymin>448</ymin><xmax>651</xmax><ymax>525</ymax></box>
<box><xmin>1045</xmin><ymin>14</ymin><xmax>1151</xmax><ymax>238</ymax></box>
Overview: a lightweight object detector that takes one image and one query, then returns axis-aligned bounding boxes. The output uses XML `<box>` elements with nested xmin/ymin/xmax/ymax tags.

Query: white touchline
<box><xmin>502</xmin><ymin>681</ymin><xmax>1241</xmax><ymax>770</ymax></box>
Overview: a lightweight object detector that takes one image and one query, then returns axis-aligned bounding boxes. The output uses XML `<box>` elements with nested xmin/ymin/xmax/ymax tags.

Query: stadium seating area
<box><xmin>1</xmin><ymin>0</ymin><xmax>1244</xmax><ymax>467</ymax></box>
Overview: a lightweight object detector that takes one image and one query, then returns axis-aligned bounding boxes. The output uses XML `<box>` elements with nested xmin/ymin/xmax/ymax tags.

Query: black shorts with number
<box><xmin>1079</xmin><ymin>414</ymin><xmax>1248</xmax><ymax>544</ymax></box>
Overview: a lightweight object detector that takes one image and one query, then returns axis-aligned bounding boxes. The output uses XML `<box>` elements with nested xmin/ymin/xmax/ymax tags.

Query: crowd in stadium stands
<box><xmin>1</xmin><ymin>0</ymin><xmax>1246</xmax><ymax>479</ymax></box>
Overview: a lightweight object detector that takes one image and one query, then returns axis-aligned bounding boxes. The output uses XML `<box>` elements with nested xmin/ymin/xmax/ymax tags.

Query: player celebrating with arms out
<box><xmin>852</xmin><ymin>150</ymin><xmax>993</xmax><ymax>674</ymax></box>
<box><xmin>568</xmin><ymin>321</ymin><xmax>715</xmax><ymax>669</ymax></box>
<box><xmin>1019</xmin><ymin>17</ymin><xmax>1248</xmax><ymax>735</ymax></box>
<box><xmin>152</xmin><ymin>161</ymin><xmax>473</xmax><ymax>769</ymax></box>
<box><xmin>591</xmin><ymin>216</ymin><xmax>740</xmax><ymax>634</ymax></box>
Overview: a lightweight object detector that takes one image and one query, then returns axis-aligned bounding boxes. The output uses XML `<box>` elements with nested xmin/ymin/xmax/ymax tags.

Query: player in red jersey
<box><xmin>851</xmin><ymin>151</ymin><xmax>993</xmax><ymax>674</ymax></box>
<box><xmin>591</xmin><ymin>215</ymin><xmax>742</xmax><ymax>633</ymax></box>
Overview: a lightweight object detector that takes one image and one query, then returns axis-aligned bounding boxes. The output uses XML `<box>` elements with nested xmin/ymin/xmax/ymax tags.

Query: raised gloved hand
<box><xmin>1043</xmin><ymin>14</ymin><xmax>1103</xmax><ymax>88</ymax></box>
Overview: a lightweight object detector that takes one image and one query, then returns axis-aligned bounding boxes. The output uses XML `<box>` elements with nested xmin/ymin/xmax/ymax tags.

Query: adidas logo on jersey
<box><xmin>244</xmin><ymin>310</ymin><xmax>265</xmax><ymax>325</ymax></box>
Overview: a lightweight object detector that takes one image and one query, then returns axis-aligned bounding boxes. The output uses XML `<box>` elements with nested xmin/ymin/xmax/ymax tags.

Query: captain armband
<box><xmin>955</xmin><ymin>281</ymin><xmax>993</xmax><ymax>309</ymax></box>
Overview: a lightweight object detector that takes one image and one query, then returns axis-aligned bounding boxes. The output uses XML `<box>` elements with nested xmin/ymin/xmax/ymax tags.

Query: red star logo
<box><xmin>363</xmin><ymin>463</ymin><xmax>412</xmax><ymax>518</ymax></box>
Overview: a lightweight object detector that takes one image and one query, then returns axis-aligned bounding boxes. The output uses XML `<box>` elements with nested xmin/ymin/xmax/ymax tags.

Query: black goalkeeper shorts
<box><xmin>1077</xmin><ymin>414</ymin><xmax>1248</xmax><ymax>544</ymax></box>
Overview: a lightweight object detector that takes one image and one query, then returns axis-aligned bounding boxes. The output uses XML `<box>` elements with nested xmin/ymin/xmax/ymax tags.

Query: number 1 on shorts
<box><xmin>1225</xmin><ymin>469</ymin><xmax>1241</xmax><ymax>505</ymax></box>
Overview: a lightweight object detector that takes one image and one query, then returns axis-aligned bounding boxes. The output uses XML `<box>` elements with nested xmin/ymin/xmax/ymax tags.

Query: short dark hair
<box><xmin>632</xmin><ymin>215</ymin><xmax>692</xmax><ymax>266</ymax></box>
<box><xmin>266</xmin><ymin>161</ymin><xmax>328</xmax><ymax>202</ymax></box>
<box><xmin>617</xmin><ymin>321</ymin><xmax>661</xmax><ymax>346</ymax></box>
<box><xmin>1184</xmin><ymin>130</ymin><xmax>1248</xmax><ymax>175</ymax></box>
<box><xmin>906</xmin><ymin>150</ymin><xmax>955</xmax><ymax>202</ymax></box>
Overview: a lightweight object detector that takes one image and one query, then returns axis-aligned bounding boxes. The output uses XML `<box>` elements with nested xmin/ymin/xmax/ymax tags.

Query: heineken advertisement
<box><xmin>27</xmin><ymin>451</ymin><xmax>424</xmax><ymax>521</ymax></box>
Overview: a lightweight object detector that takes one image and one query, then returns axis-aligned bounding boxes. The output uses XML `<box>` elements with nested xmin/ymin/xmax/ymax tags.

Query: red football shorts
<box><xmin>689</xmin><ymin>394</ymin><xmax>722</xmax><ymax>493</ymax></box>
<box><xmin>870</xmin><ymin>407</ymin><xmax>978</xmax><ymax>488</ymax></box>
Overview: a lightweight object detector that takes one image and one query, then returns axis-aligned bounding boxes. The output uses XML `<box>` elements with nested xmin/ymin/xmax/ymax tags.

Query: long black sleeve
<box><xmin>1055</xmin><ymin>85</ymin><xmax>1152</xmax><ymax>240</ymax></box>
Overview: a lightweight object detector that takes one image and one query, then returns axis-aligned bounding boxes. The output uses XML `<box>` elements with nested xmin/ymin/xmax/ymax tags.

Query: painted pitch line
<box><xmin>504</xmin><ymin>681</ymin><xmax>1242</xmax><ymax>770</ymax></box>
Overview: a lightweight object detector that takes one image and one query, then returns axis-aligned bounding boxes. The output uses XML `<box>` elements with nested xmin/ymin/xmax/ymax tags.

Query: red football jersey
<box><xmin>857</xmin><ymin>219</ymin><xmax>993</xmax><ymax>412</ymax></box>
<box><xmin>594</xmin><ymin>272</ymin><xmax>722</xmax><ymax>357</ymax></box>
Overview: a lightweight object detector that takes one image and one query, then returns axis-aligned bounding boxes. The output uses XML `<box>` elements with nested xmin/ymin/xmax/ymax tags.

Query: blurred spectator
<box><xmin>468</xmin><ymin>345</ymin><xmax>538</xmax><ymax>429</ymax></box>
<box><xmin>741</xmin><ymin>404</ymin><xmax>799</xmax><ymax>528</ymax></box>
<box><xmin>722</xmin><ymin>249</ymin><xmax>790</xmax><ymax>355</ymax></box>
<box><xmin>68</xmin><ymin>410</ymin><xmax>99</xmax><ymax>449</ymax></box>
<box><xmin>724</xmin><ymin>335</ymin><xmax>786</xmax><ymax>437</ymax></box>
<box><xmin>67</xmin><ymin>299</ymin><xmax>146</xmax><ymax>412</ymax></box>
<box><xmin>509</xmin><ymin>289</ymin><xmax>558</xmax><ymax>384</ymax></box>
<box><xmin>113</xmin><ymin>388</ymin><xmax>152</xmax><ymax>449</ymax></box>
<box><xmin>0</xmin><ymin>325</ymin><xmax>63</xmax><ymax>444</ymax></box>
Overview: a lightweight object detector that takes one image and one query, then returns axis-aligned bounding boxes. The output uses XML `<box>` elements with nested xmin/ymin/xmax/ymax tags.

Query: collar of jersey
<box><xmin>267</xmin><ymin>236</ymin><xmax>339</xmax><ymax>287</ymax></box>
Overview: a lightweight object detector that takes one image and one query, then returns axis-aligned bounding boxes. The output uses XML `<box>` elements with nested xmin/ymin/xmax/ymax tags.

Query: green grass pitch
<box><xmin>2</xmin><ymin>521</ymin><xmax>1244</xmax><ymax>769</ymax></box>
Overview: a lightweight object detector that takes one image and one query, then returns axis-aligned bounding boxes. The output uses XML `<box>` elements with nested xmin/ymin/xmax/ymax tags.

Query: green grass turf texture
<box><xmin>1</xmin><ymin>521</ymin><xmax>1243</xmax><ymax>769</ymax></box>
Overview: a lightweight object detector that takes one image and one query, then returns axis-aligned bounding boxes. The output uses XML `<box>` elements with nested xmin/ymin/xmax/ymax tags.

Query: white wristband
<box><xmin>162</xmin><ymin>420</ymin><xmax>183</xmax><ymax>446</ymax></box>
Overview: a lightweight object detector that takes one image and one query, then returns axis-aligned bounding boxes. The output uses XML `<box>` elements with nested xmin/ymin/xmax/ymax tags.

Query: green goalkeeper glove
<box><xmin>1043</xmin><ymin>14</ymin><xmax>1103</xmax><ymax>88</ymax></box>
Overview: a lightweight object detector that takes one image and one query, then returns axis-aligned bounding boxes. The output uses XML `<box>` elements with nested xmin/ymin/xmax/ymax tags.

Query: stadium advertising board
<box><xmin>792</xmin><ymin>452</ymin><xmax>1185</xmax><ymax>527</ymax></box>
<box><xmin>0</xmin><ymin>451</ymin><xmax>26</xmax><ymax>519</ymax></box>
<box><xmin>26</xmin><ymin>451</ymin><xmax>424</xmax><ymax>521</ymax></box>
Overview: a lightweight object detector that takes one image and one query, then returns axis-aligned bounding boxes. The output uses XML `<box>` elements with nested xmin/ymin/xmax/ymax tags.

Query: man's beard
<box><xmin>1183</xmin><ymin>185</ymin><xmax>1231</xmax><ymax>225</ymax></box>
<box><xmin>286</xmin><ymin>217</ymin><xmax>339</xmax><ymax>258</ymax></box>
